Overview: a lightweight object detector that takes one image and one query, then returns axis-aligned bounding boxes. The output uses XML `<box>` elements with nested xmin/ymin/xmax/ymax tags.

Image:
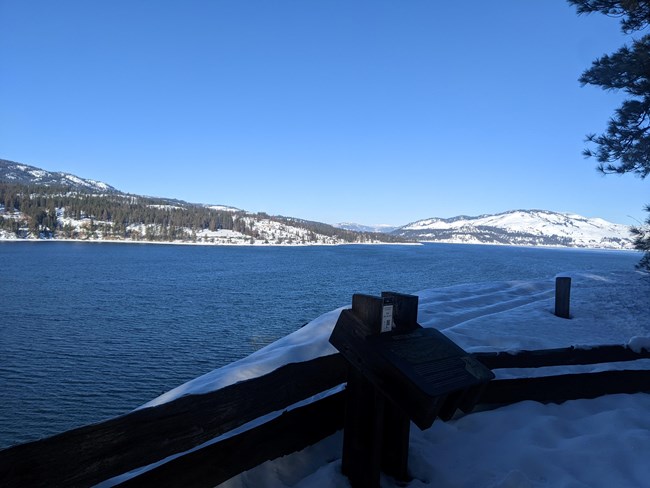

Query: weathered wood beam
<box><xmin>121</xmin><ymin>369</ymin><xmax>650</xmax><ymax>486</ymax></box>
<box><xmin>0</xmin><ymin>354</ymin><xmax>347</xmax><ymax>488</ymax></box>
<box><xmin>2</xmin><ymin>340</ymin><xmax>648</xmax><ymax>488</ymax></box>
<box><xmin>474</xmin><ymin>344</ymin><xmax>650</xmax><ymax>370</ymax></box>
<box><xmin>479</xmin><ymin>369</ymin><xmax>650</xmax><ymax>406</ymax></box>
<box><xmin>117</xmin><ymin>391</ymin><xmax>346</xmax><ymax>488</ymax></box>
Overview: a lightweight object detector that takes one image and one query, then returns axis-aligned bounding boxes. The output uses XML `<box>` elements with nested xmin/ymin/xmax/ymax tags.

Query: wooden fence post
<box><xmin>330</xmin><ymin>292</ymin><xmax>493</xmax><ymax>488</ymax></box>
<box><xmin>380</xmin><ymin>292</ymin><xmax>419</xmax><ymax>481</ymax></box>
<box><xmin>340</xmin><ymin>294</ymin><xmax>388</xmax><ymax>488</ymax></box>
<box><xmin>555</xmin><ymin>277</ymin><xmax>571</xmax><ymax>319</ymax></box>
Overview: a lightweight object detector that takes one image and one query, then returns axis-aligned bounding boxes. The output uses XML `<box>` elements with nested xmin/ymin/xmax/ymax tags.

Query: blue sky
<box><xmin>1</xmin><ymin>0</ymin><xmax>647</xmax><ymax>226</ymax></box>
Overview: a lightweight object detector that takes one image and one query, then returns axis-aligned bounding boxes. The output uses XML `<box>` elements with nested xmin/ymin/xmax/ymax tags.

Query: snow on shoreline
<box><xmin>142</xmin><ymin>271</ymin><xmax>649</xmax><ymax>408</ymax></box>
<box><xmin>0</xmin><ymin>237</ymin><xmax>420</xmax><ymax>247</ymax></box>
<box><xmin>1</xmin><ymin>205</ymin><xmax>401</xmax><ymax>246</ymax></box>
<box><xmin>0</xmin><ymin>207</ymin><xmax>638</xmax><ymax>249</ymax></box>
<box><xmin>125</xmin><ymin>271</ymin><xmax>650</xmax><ymax>487</ymax></box>
<box><xmin>0</xmin><ymin>235</ymin><xmax>640</xmax><ymax>251</ymax></box>
<box><xmin>222</xmin><ymin>271</ymin><xmax>650</xmax><ymax>488</ymax></box>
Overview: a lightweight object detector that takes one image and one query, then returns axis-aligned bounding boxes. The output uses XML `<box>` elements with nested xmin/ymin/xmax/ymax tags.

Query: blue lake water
<box><xmin>0</xmin><ymin>241</ymin><xmax>640</xmax><ymax>448</ymax></box>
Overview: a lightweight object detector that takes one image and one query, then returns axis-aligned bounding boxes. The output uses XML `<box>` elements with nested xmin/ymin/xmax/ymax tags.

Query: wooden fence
<box><xmin>1</xmin><ymin>344</ymin><xmax>649</xmax><ymax>488</ymax></box>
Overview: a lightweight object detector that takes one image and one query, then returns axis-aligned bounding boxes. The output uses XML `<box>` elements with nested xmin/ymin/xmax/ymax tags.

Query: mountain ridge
<box><xmin>333</xmin><ymin>222</ymin><xmax>398</xmax><ymax>234</ymax></box>
<box><xmin>0</xmin><ymin>158</ymin><xmax>404</xmax><ymax>245</ymax></box>
<box><xmin>0</xmin><ymin>158</ymin><xmax>634</xmax><ymax>249</ymax></box>
<box><xmin>392</xmin><ymin>209</ymin><xmax>633</xmax><ymax>249</ymax></box>
<box><xmin>0</xmin><ymin>159</ymin><xmax>117</xmax><ymax>193</ymax></box>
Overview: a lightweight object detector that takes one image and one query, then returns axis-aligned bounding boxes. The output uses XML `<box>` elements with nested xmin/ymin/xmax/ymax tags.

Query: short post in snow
<box><xmin>555</xmin><ymin>277</ymin><xmax>571</xmax><ymax>319</ymax></box>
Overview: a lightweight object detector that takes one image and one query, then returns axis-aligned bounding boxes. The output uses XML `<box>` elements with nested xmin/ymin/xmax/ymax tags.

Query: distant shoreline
<box><xmin>0</xmin><ymin>237</ymin><xmax>423</xmax><ymax>247</ymax></box>
<box><xmin>0</xmin><ymin>236</ymin><xmax>638</xmax><ymax>251</ymax></box>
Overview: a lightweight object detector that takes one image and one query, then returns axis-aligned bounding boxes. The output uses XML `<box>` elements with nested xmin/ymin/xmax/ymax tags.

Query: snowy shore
<box><xmin>0</xmin><ymin>234</ymin><xmax>418</xmax><ymax>247</ymax></box>
<box><xmin>121</xmin><ymin>271</ymin><xmax>650</xmax><ymax>488</ymax></box>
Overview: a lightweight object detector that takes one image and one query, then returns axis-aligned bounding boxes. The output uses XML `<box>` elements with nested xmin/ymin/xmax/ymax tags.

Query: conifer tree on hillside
<box><xmin>569</xmin><ymin>0</ymin><xmax>650</xmax><ymax>269</ymax></box>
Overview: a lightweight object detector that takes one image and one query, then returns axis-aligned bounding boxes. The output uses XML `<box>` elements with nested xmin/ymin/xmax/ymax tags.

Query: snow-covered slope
<box><xmin>206</xmin><ymin>204</ymin><xmax>241</xmax><ymax>213</ymax></box>
<box><xmin>3</xmin><ymin>205</ymin><xmax>388</xmax><ymax>246</ymax></box>
<box><xmin>0</xmin><ymin>159</ymin><xmax>116</xmax><ymax>193</ymax></box>
<box><xmin>334</xmin><ymin>222</ymin><xmax>398</xmax><ymax>234</ymax></box>
<box><xmin>0</xmin><ymin>159</ymin><xmax>635</xmax><ymax>250</ymax></box>
<box><xmin>393</xmin><ymin>210</ymin><xmax>633</xmax><ymax>249</ymax></box>
<box><xmin>0</xmin><ymin>159</ymin><xmax>402</xmax><ymax>245</ymax></box>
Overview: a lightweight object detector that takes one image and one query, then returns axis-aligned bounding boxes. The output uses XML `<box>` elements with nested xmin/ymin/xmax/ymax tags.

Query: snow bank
<box><xmin>137</xmin><ymin>270</ymin><xmax>650</xmax><ymax>488</ymax></box>
<box><xmin>140</xmin><ymin>308</ymin><xmax>342</xmax><ymax>408</ymax></box>
<box><xmin>143</xmin><ymin>271</ymin><xmax>649</xmax><ymax>407</ymax></box>
<box><xmin>222</xmin><ymin>393</ymin><xmax>650</xmax><ymax>488</ymax></box>
<box><xmin>628</xmin><ymin>336</ymin><xmax>650</xmax><ymax>354</ymax></box>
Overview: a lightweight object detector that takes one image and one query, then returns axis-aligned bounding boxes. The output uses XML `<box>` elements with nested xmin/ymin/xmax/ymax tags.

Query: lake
<box><xmin>0</xmin><ymin>241</ymin><xmax>640</xmax><ymax>448</ymax></box>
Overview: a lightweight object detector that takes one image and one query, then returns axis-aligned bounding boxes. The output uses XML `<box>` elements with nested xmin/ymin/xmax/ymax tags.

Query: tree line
<box><xmin>0</xmin><ymin>183</ymin><xmax>404</xmax><ymax>244</ymax></box>
<box><xmin>0</xmin><ymin>183</ymin><xmax>242</xmax><ymax>239</ymax></box>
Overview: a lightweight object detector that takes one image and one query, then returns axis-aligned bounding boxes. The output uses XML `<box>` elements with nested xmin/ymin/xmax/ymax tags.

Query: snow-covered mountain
<box><xmin>1</xmin><ymin>159</ymin><xmax>635</xmax><ymax>250</ymax></box>
<box><xmin>392</xmin><ymin>210</ymin><xmax>634</xmax><ymax>250</ymax></box>
<box><xmin>334</xmin><ymin>222</ymin><xmax>398</xmax><ymax>233</ymax></box>
<box><xmin>0</xmin><ymin>158</ymin><xmax>405</xmax><ymax>245</ymax></box>
<box><xmin>0</xmin><ymin>159</ymin><xmax>116</xmax><ymax>193</ymax></box>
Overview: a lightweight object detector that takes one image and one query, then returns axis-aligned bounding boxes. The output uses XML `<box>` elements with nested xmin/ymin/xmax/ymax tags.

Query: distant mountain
<box><xmin>334</xmin><ymin>222</ymin><xmax>398</xmax><ymax>233</ymax></box>
<box><xmin>1</xmin><ymin>159</ymin><xmax>633</xmax><ymax>249</ymax></box>
<box><xmin>0</xmin><ymin>159</ymin><xmax>116</xmax><ymax>193</ymax></box>
<box><xmin>392</xmin><ymin>210</ymin><xmax>634</xmax><ymax>250</ymax></box>
<box><xmin>0</xmin><ymin>158</ymin><xmax>406</xmax><ymax>245</ymax></box>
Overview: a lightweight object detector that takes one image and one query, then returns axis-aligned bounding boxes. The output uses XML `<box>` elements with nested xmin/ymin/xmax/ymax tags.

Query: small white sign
<box><xmin>381</xmin><ymin>304</ymin><xmax>394</xmax><ymax>333</ymax></box>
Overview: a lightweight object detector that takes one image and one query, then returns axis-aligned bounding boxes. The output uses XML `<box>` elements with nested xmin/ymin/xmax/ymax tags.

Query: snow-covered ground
<box><xmin>124</xmin><ymin>271</ymin><xmax>650</xmax><ymax>487</ymax></box>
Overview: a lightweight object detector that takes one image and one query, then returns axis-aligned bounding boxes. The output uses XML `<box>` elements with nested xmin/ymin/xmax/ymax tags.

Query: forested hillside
<box><xmin>0</xmin><ymin>182</ymin><xmax>404</xmax><ymax>245</ymax></box>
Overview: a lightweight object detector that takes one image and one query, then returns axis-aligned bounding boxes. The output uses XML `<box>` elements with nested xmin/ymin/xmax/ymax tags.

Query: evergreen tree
<box><xmin>631</xmin><ymin>204</ymin><xmax>650</xmax><ymax>269</ymax></box>
<box><xmin>570</xmin><ymin>0</ymin><xmax>650</xmax><ymax>269</ymax></box>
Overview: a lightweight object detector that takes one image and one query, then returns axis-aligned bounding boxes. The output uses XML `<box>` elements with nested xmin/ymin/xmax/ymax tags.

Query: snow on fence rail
<box><xmin>1</xmin><ymin>345</ymin><xmax>649</xmax><ymax>488</ymax></box>
<box><xmin>0</xmin><ymin>355</ymin><xmax>347</xmax><ymax>488</ymax></box>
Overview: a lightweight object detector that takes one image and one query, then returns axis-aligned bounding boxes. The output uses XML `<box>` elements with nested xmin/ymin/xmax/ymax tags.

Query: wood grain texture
<box><xmin>479</xmin><ymin>370</ymin><xmax>650</xmax><ymax>405</ymax></box>
<box><xmin>118</xmin><ymin>391</ymin><xmax>346</xmax><ymax>488</ymax></box>
<box><xmin>474</xmin><ymin>345</ymin><xmax>650</xmax><ymax>370</ymax></box>
<box><xmin>0</xmin><ymin>354</ymin><xmax>347</xmax><ymax>488</ymax></box>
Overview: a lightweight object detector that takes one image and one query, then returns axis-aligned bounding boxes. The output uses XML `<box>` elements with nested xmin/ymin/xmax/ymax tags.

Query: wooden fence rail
<box><xmin>474</xmin><ymin>344</ymin><xmax>650</xmax><ymax>369</ymax></box>
<box><xmin>475</xmin><ymin>344</ymin><xmax>650</xmax><ymax>407</ymax></box>
<box><xmin>117</xmin><ymin>391</ymin><xmax>347</xmax><ymax>488</ymax></box>
<box><xmin>479</xmin><ymin>370</ymin><xmax>650</xmax><ymax>405</ymax></box>
<box><xmin>1</xmin><ymin>343</ymin><xmax>648</xmax><ymax>488</ymax></box>
<box><xmin>0</xmin><ymin>354</ymin><xmax>347</xmax><ymax>488</ymax></box>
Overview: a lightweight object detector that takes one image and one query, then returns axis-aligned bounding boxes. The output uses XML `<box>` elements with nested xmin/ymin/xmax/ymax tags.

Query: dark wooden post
<box><xmin>380</xmin><ymin>398</ymin><xmax>410</xmax><ymax>481</ymax></box>
<box><xmin>341</xmin><ymin>367</ymin><xmax>385</xmax><ymax>488</ymax></box>
<box><xmin>555</xmin><ymin>277</ymin><xmax>571</xmax><ymax>319</ymax></box>
<box><xmin>339</xmin><ymin>292</ymin><xmax>418</xmax><ymax>486</ymax></box>
<box><xmin>379</xmin><ymin>292</ymin><xmax>418</xmax><ymax>481</ymax></box>
<box><xmin>340</xmin><ymin>294</ymin><xmax>391</xmax><ymax>487</ymax></box>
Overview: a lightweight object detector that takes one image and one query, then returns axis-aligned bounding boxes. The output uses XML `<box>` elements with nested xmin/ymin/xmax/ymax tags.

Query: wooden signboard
<box><xmin>366</xmin><ymin>327</ymin><xmax>494</xmax><ymax>428</ymax></box>
<box><xmin>329</xmin><ymin>292</ymin><xmax>494</xmax><ymax>487</ymax></box>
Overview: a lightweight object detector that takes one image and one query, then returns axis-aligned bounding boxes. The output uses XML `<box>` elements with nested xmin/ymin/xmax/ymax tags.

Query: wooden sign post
<box><xmin>330</xmin><ymin>292</ymin><xmax>494</xmax><ymax>488</ymax></box>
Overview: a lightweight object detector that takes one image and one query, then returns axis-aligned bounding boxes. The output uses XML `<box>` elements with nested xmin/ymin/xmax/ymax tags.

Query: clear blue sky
<box><xmin>1</xmin><ymin>0</ymin><xmax>647</xmax><ymax>226</ymax></box>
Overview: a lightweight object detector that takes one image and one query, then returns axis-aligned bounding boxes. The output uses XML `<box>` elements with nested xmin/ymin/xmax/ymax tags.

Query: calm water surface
<box><xmin>0</xmin><ymin>241</ymin><xmax>639</xmax><ymax>448</ymax></box>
